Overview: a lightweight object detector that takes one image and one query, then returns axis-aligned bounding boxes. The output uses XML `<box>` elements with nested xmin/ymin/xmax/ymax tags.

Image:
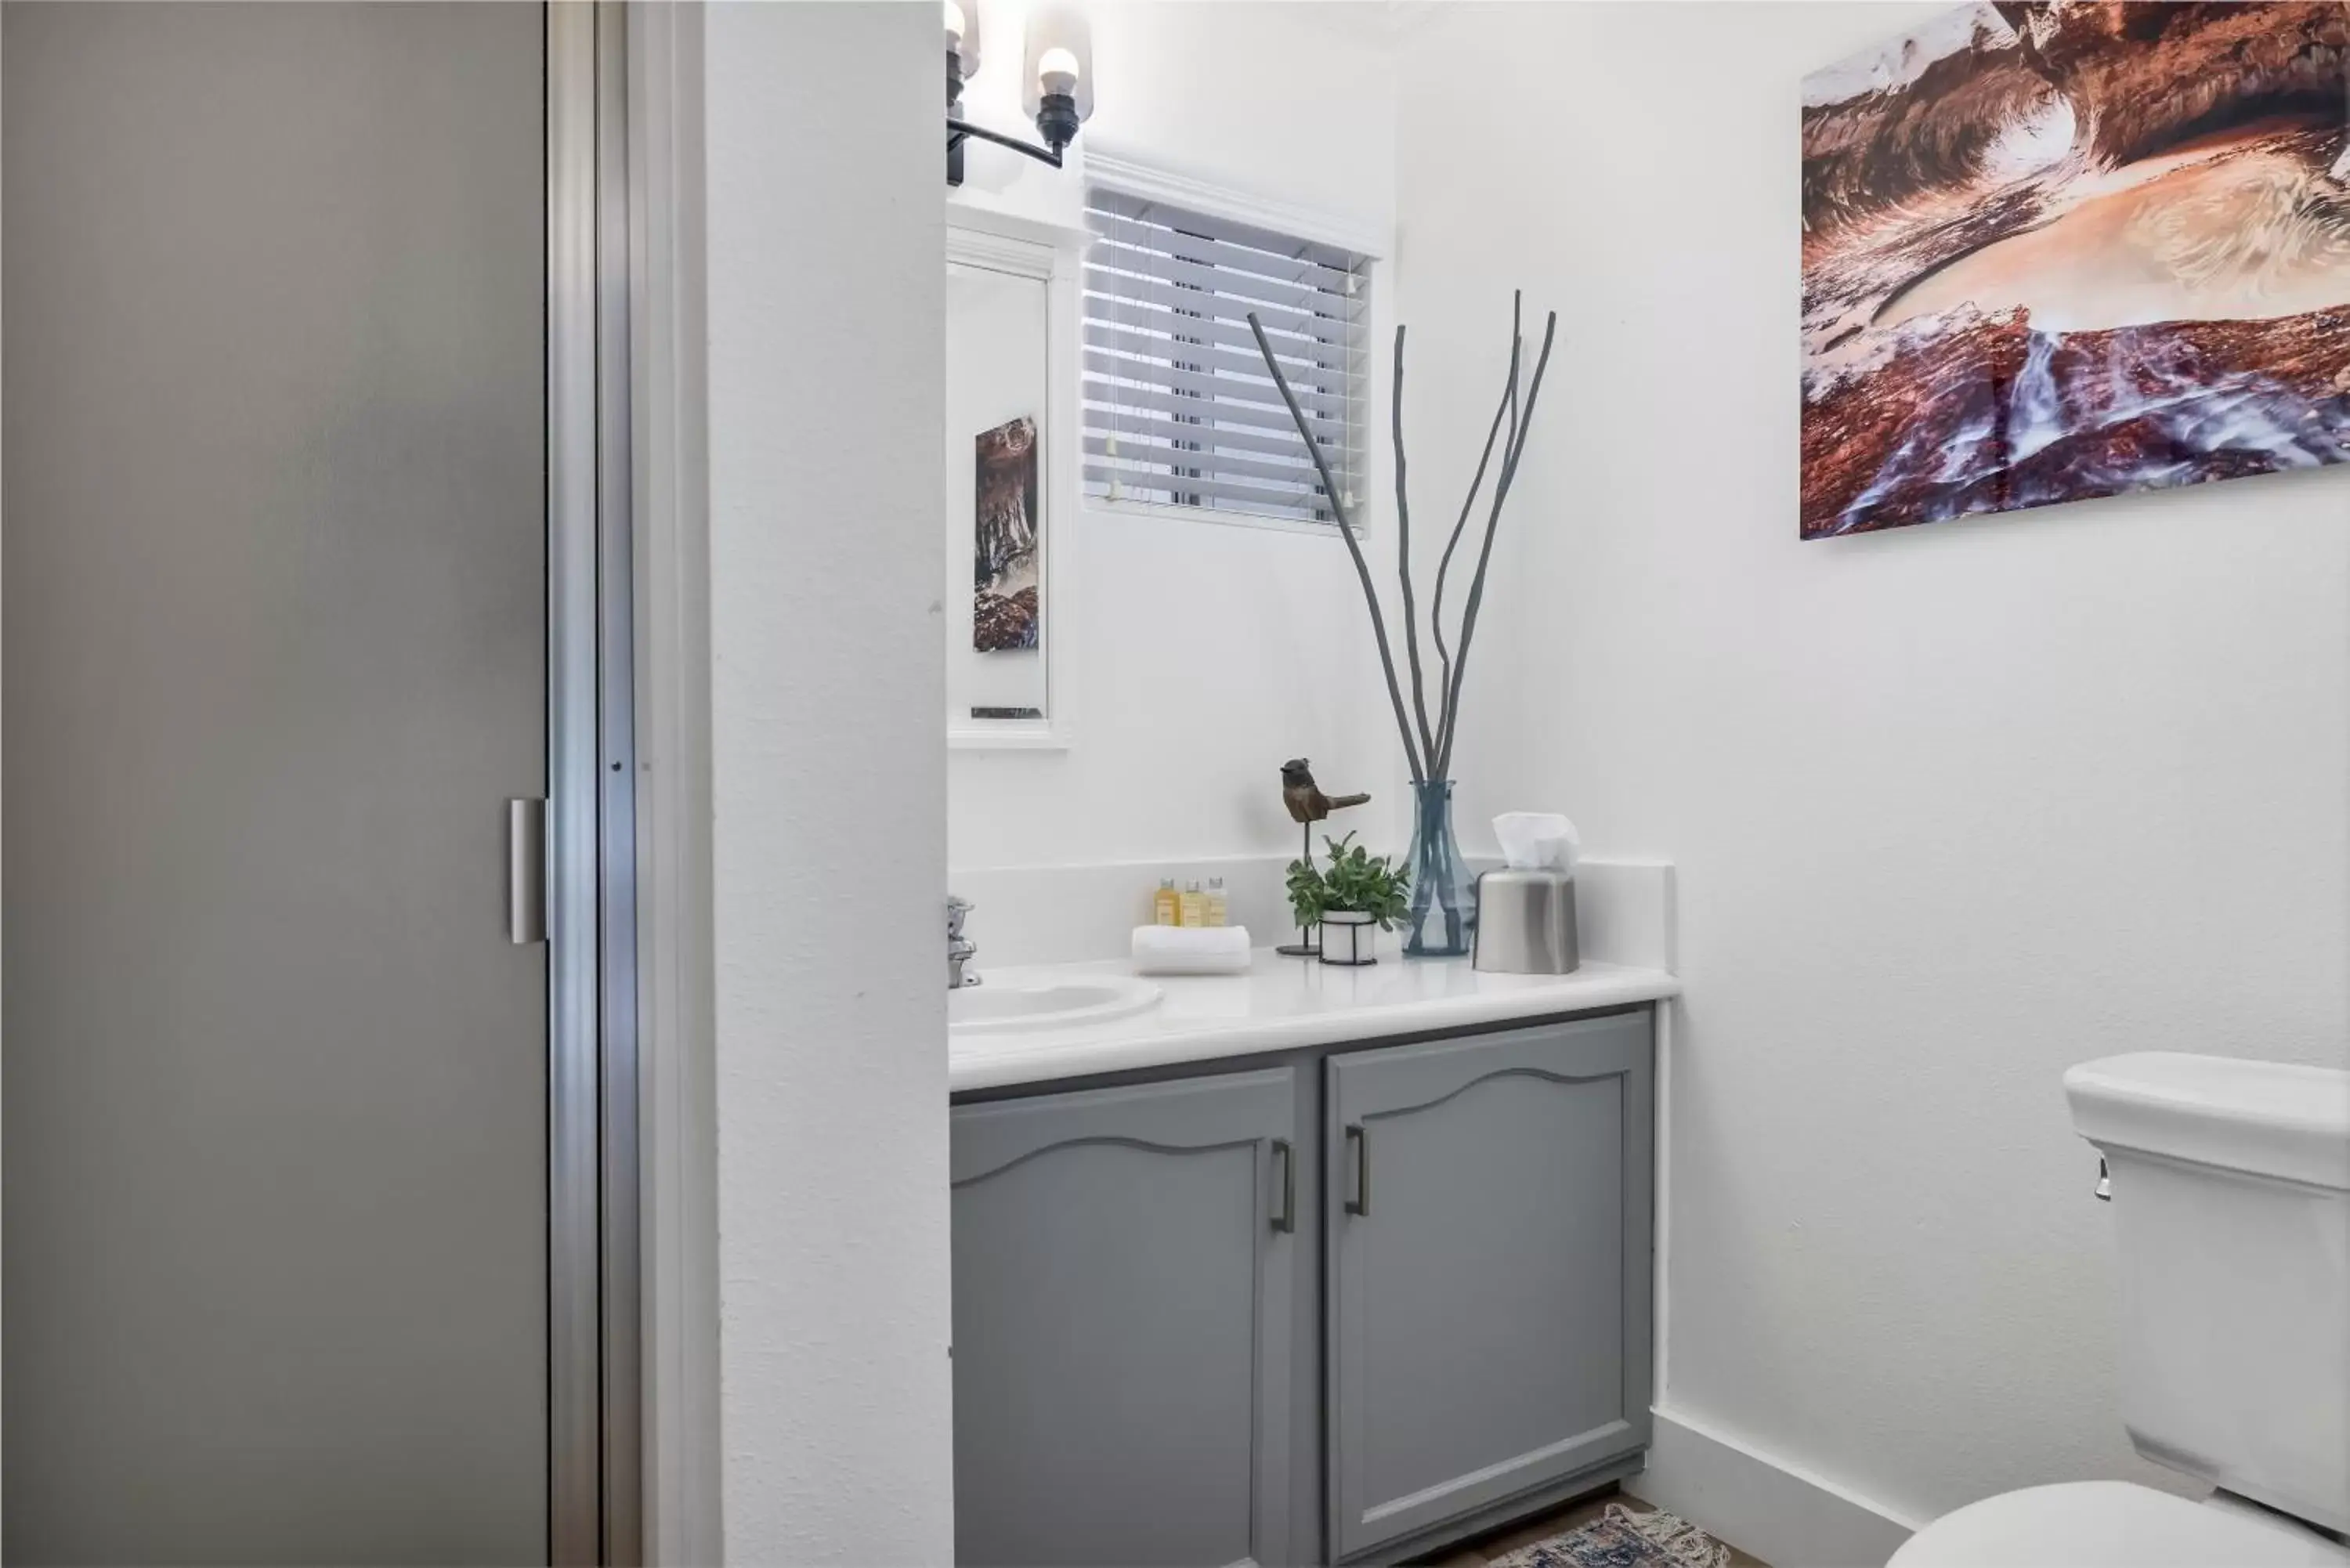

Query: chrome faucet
<box><xmin>948</xmin><ymin>895</ymin><xmax>980</xmax><ymax>990</ymax></box>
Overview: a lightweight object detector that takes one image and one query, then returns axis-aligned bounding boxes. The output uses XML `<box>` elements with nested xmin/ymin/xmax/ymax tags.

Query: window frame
<box><xmin>1079</xmin><ymin>150</ymin><xmax>1392</xmax><ymax>540</ymax></box>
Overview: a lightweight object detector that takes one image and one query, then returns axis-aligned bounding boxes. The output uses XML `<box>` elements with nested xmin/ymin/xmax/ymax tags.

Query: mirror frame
<box><xmin>946</xmin><ymin>209</ymin><xmax>1083</xmax><ymax>751</ymax></box>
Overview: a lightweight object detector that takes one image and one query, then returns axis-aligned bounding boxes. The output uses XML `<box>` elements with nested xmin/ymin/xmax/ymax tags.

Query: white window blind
<box><xmin>1082</xmin><ymin>186</ymin><xmax>1369</xmax><ymax>525</ymax></box>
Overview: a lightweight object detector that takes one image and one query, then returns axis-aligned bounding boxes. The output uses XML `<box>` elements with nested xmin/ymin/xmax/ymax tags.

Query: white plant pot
<box><xmin>1318</xmin><ymin>910</ymin><xmax>1378</xmax><ymax>966</ymax></box>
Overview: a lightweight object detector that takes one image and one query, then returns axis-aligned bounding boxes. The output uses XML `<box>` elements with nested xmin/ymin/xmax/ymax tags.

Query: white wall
<box><xmin>1397</xmin><ymin>0</ymin><xmax>2350</xmax><ymax>1541</ymax></box>
<box><xmin>701</xmin><ymin>4</ymin><xmax>953</xmax><ymax>1561</ymax></box>
<box><xmin>948</xmin><ymin>2</ymin><xmax>1408</xmax><ymax>883</ymax></box>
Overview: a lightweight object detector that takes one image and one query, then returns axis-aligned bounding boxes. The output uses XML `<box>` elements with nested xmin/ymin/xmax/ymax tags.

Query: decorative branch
<box><xmin>1437</xmin><ymin>309</ymin><xmax>1557</xmax><ymax>780</ymax></box>
<box><xmin>1246</xmin><ymin>291</ymin><xmax>1556</xmax><ymax>793</ymax></box>
<box><xmin>1430</xmin><ymin>310</ymin><xmax>1520</xmax><ymax>724</ymax></box>
<box><xmin>1391</xmin><ymin>325</ymin><xmax>1438</xmax><ymax>766</ymax></box>
<box><xmin>1246</xmin><ymin>312</ymin><xmax>1427</xmax><ymax>783</ymax></box>
<box><xmin>1505</xmin><ymin>291</ymin><xmax>1524</xmax><ymax>457</ymax></box>
<box><xmin>1432</xmin><ymin>298</ymin><xmax>1535</xmax><ymax>776</ymax></box>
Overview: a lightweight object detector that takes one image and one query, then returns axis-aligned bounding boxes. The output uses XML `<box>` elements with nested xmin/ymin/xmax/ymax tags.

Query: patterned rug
<box><xmin>1485</xmin><ymin>1503</ymin><xmax>1733</xmax><ymax>1568</ymax></box>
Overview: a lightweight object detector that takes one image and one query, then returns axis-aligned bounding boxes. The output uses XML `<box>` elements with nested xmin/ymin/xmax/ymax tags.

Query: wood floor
<box><xmin>1423</xmin><ymin>1483</ymin><xmax>1773</xmax><ymax>1568</ymax></box>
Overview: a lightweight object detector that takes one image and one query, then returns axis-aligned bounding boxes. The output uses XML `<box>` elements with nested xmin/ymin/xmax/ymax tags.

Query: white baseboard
<box><xmin>1633</xmin><ymin>1407</ymin><xmax>1922</xmax><ymax>1568</ymax></box>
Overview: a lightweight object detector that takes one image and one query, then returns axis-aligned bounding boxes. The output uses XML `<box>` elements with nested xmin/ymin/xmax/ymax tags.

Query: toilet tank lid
<box><xmin>2065</xmin><ymin>1053</ymin><xmax>2350</xmax><ymax>1192</ymax></box>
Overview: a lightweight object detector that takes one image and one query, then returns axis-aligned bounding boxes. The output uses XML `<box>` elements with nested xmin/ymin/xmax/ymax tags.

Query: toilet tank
<box><xmin>2065</xmin><ymin>1053</ymin><xmax>2350</xmax><ymax>1536</ymax></box>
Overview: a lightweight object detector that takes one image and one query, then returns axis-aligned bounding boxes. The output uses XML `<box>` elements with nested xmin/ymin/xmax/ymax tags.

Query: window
<box><xmin>1081</xmin><ymin>185</ymin><xmax>1371</xmax><ymax>526</ymax></box>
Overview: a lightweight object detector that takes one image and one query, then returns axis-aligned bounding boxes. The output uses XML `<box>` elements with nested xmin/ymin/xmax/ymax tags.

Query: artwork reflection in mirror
<box><xmin>1800</xmin><ymin>0</ymin><xmax>2350</xmax><ymax>540</ymax></box>
<box><xmin>974</xmin><ymin>415</ymin><xmax>1040</xmax><ymax>656</ymax></box>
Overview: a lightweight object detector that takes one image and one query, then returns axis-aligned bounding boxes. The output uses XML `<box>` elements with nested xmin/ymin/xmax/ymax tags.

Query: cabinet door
<box><xmin>1325</xmin><ymin>1013</ymin><xmax>1653</xmax><ymax>1560</ymax></box>
<box><xmin>953</xmin><ymin>1067</ymin><xmax>1306</xmax><ymax>1567</ymax></box>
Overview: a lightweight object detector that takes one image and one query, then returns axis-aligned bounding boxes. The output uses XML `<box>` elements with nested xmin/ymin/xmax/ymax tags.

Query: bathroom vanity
<box><xmin>948</xmin><ymin>956</ymin><xmax>1679</xmax><ymax>1566</ymax></box>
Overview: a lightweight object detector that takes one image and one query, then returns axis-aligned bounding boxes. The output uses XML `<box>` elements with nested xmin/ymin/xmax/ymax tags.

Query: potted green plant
<box><xmin>1286</xmin><ymin>833</ymin><xmax>1412</xmax><ymax>967</ymax></box>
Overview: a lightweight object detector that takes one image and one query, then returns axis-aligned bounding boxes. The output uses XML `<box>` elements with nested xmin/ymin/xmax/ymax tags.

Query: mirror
<box><xmin>945</xmin><ymin>220</ymin><xmax>1076</xmax><ymax>748</ymax></box>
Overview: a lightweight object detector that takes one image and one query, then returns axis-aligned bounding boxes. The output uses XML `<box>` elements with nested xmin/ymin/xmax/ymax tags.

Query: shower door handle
<box><xmin>507</xmin><ymin>797</ymin><xmax>547</xmax><ymax>944</ymax></box>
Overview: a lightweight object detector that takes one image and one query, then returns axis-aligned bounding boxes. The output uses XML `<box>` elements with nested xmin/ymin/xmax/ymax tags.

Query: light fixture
<box><xmin>945</xmin><ymin>0</ymin><xmax>979</xmax><ymax>78</ymax></box>
<box><xmin>945</xmin><ymin>1</ymin><xmax>1094</xmax><ymax>187</ymax></box>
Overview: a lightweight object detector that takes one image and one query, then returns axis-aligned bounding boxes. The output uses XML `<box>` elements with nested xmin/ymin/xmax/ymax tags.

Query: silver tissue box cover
<box><xmin>1472</xmin><ymin>869</ymin><xmax>1580</xmax><ymax>974</ymax></box>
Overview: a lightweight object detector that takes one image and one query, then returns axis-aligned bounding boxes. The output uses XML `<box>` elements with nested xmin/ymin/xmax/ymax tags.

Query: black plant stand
<box><xmin>1274</xmin><ymin>821</ymin><xmax>1319</xmax><ymax>957</ymax></box>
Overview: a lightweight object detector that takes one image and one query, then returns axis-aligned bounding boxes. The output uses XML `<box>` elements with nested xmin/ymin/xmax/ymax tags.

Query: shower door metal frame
<box><xmin>551</xmin><ymin>4</ymin><xmax>642</xmax><ymax>1563</ymax></box>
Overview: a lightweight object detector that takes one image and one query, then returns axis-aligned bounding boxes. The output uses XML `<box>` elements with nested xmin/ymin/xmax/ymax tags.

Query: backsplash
<box><xmin>950</xmin><ymin>855</ymin><xmax>1677</xmax><ymax>972</ymax></box>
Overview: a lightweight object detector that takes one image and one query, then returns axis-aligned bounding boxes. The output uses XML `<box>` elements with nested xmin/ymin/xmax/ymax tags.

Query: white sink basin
<box><xmin>949</xmin><ymin>975</ymin><xmax>1162</xmax><ymax>1034</ymax></box>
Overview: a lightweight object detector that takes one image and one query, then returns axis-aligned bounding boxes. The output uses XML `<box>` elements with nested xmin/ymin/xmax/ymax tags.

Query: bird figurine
<box><xmin>1281</xmin><ymin>759</ymin><xmax>1372</xmax><ymax>825</ymax></box>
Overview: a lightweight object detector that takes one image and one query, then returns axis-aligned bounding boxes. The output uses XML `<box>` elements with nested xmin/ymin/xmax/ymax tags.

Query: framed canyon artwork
<box><xmin>973</xmin><ymin>414</ymin><xmax>1041</xmax><ymax>652</ymax></box>
<box><xmin>1800</xmin><ymin>2</ymin><xmax>2350</xmax><ymax>539</ymax></box>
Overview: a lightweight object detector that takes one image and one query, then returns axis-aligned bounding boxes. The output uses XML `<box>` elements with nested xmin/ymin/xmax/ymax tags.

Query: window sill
<box><xmin>949</xmin><ymin>726</ymin><xmax>1073</xmax><ymax>753</ymax></box>
<box><xmin>1084</xmin><ymin>494</ymin><xmax>1369</xmax><ymax>541</ymax></box>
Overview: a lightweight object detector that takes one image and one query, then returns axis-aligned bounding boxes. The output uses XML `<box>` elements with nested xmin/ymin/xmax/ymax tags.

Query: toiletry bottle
<box><xmin>1205</xmin><ymin>876</ymin><xmax>1228</xmax><ymax>927</ymax></box>
<box><xmin>1179</xmin><ymin>880</ymin><xmax>1206</xmax><ymax>928</ymax></box>
<box><xmin>1153</xmin><ymin>879</ymin><xmax>1180</xmax><ymax>927</ymax></box>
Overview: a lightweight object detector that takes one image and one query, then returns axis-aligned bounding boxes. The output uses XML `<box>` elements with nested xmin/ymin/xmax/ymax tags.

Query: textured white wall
<box><xmin>702</xmin><ymin>3</ymin><xmax>953</xmax><ymax>1560</ymax></box>
<box><xmin>1396</xmin><ymin>0</ymin><xmax>2350</xmax><ymax>1531</ymax></box>
<box><xmin>947</xmin><ymin>2</ymin><xmax>1407</xmax><ymax>876</ymax></box>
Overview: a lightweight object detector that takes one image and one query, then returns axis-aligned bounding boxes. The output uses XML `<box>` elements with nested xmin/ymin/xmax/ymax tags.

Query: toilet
<box><xmin>1891</xmin><ymin>1052</ymin><xmax>2350</xmax><ymax>1567</ymax></box>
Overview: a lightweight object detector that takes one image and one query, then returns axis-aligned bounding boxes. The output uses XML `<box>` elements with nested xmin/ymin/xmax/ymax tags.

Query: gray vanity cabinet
<box><xmin>1324</xmin><ymin>1014</ymin><xmax>1654</xmax><ymax>1561</ymax></box>
<box><xmin>949</xmin><ymin>1067</ymin><xmax>1308</xmax><ymax>1568</ymax></box>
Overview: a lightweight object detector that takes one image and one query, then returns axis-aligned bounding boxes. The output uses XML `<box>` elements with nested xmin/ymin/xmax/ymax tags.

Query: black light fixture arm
<box><xmin>946</xmin><ymin>116</ymin><xmax>1066</xmax><ymax>171</ymax></box>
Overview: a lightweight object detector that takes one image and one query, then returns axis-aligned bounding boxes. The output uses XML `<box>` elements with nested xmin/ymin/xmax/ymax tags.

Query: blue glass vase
<box><xmin>1403</xmin><ymin>779</ymin><xmax>1475</xmax><ymax>958</ymax></box>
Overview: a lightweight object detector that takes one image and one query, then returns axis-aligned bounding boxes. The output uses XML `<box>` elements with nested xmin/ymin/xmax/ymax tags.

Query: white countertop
<box><xmin>949</xmin><ymin>948</ymin><xmax>1681</xmax><ymax>1093</ymax></box>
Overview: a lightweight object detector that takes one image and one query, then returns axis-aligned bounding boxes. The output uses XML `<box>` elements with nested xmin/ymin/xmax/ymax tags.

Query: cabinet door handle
<box><xmin>1344</xmin><ymin>1123</ymin><xmax>1368</xmax><ymax>1217</ymax></box>
<box><xmin>1270</xmin><ymin>1139</ymin><xmax>1295</xmax><ymax>1234</ymax></box>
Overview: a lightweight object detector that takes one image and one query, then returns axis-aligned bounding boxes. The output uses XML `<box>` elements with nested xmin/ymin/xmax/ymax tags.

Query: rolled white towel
<box><xmin>1130</xmin><ymin>924</ymin><xmax>1253</xmax><ymax>975</ymax></box>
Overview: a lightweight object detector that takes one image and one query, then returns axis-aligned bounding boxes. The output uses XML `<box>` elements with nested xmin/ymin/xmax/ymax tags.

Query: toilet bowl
<box><xmin>1888</xmin><ymin>1483</ymin><xmax>2350</xmax><ymax>1568</ymax></box>
<box><xmin>1888</xmin><ymin>1053</ymin><xmax>2350</xmax><ymax>1568</ymax></box>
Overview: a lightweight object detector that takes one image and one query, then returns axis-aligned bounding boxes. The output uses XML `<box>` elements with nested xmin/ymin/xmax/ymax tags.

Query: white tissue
<box><xmin>1494</xmin><ymin>812</ymin><xmax>1579</xmax><ymax>873</ymax></box>
<box><xmin>1130</xmin><ymin>924</ymin><xmax>1253</xmax><ymax>975</ymax></box>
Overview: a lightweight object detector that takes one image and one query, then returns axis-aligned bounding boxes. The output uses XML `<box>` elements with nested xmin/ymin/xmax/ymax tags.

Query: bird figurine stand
<box><xmin>1277</xmin><ymin>758</ymin><xmax>1372</xmax><ymax>959</ymax></box>
<box><xmin>1276</xmin><ymin>817</ymin><xmax>1321</xmax><ymax>957</ymax></box>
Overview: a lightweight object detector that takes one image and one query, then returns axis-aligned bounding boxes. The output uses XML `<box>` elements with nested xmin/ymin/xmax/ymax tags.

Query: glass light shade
<box><xmin>1020</xmin><ymin>5</ymin><xmax>1094</xmax><ymax>123</ymax></box>
<box><xmin>945</xmin><ymin>0</ymin><xmax>981</xmax><ymax>79</ymax></box>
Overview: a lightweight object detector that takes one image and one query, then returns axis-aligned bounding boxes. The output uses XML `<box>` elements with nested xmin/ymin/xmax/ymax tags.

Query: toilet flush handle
<box><xmin>2093</xmin><ymin>1157</ymin><xmax>2112</xmax><ymax>1201</ymax></box>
